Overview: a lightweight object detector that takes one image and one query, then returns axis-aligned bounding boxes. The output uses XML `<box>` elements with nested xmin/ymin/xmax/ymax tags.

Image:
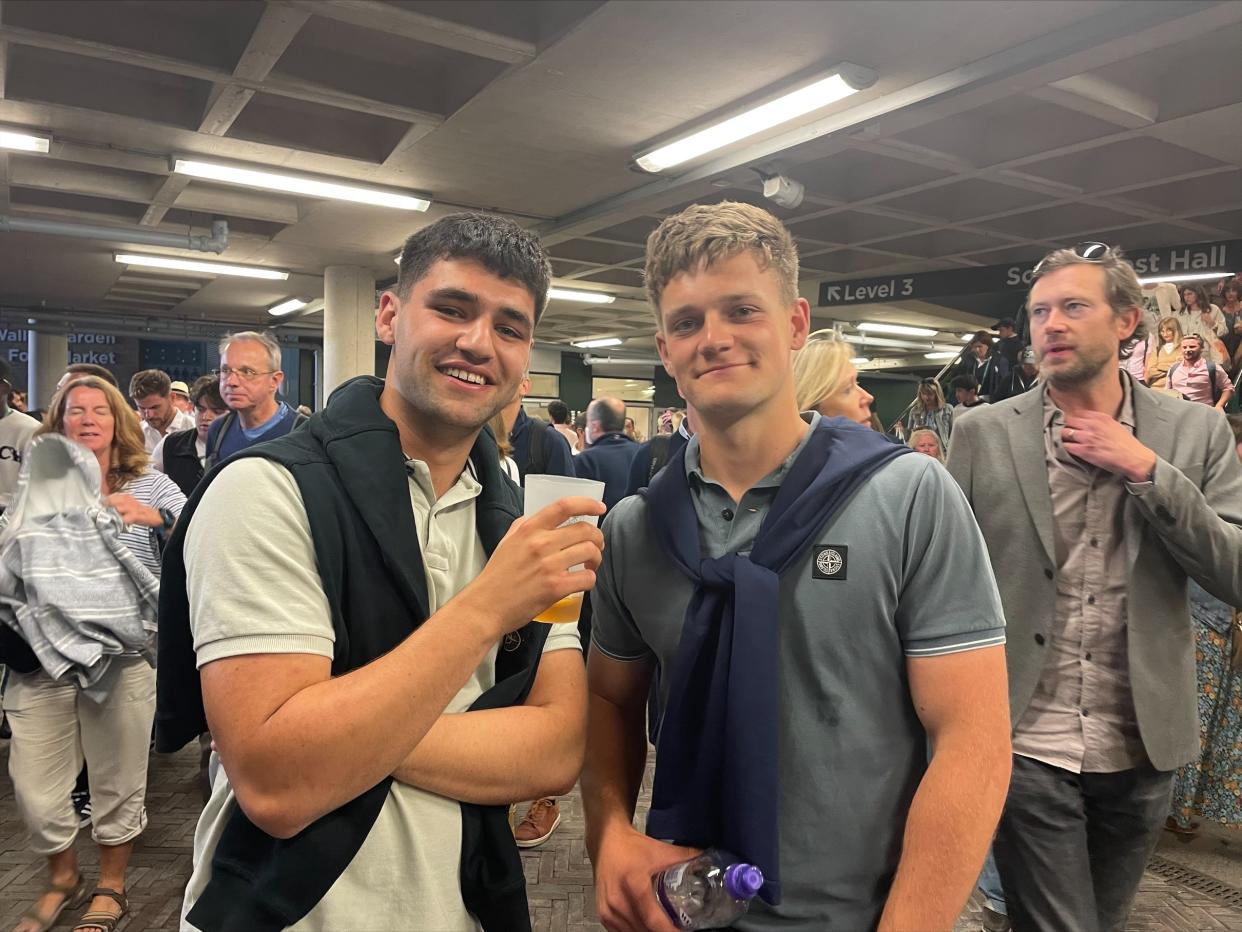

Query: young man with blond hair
<box><xmin>581</xmin><ymin>201</ymin><xmax>1013</xmax><ymax>931</ymax></box>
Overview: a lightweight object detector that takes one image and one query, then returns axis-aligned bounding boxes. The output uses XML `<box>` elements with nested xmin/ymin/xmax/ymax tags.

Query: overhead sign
<box><xmin>817</xmin><ymin>238</ymin><xmax>1240</xmax><ymax>307</ymax></box>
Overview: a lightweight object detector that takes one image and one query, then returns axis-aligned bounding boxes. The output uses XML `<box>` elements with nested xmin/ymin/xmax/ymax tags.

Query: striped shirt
<box><xmin>115</xmin><ymin>470</ymin><xmax>187</xmax><ymax>576</ymax></box>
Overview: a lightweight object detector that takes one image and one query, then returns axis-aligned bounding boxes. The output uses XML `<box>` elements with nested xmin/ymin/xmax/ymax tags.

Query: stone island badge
<box><xmin>812</xmin><ymin>545</ymin><xmax>847</xmax><ymax>580</ymax></box>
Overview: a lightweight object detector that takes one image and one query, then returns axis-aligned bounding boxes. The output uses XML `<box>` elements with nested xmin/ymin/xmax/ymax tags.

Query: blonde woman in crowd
<box><xmin>1147</xmin><ymin>316</ymin><xmax>1184</xmax><ymax>388</ymax></box>
<box><xmin>908</xmin><ymin>428</ymin><xmax>945</xmax><ymax>463</ymax></box>
<box><xmin>907</xmin><ymin>377</ymin><xmax>953</xmax><ymax>442</ymax></box>
<box><xmin>9</xmin><ymin>376</ymin><xmax>185</xmax><ymax>932</ymax></box>
<box><xmin>792</xmin><ymin>331</ymin><xmax>875</xmax><ymax>426</ymax></box>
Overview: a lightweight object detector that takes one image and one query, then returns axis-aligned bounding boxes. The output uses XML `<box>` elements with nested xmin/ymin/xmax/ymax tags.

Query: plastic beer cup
<box><xmin>523</xmin><ymin>474</ymin><xmax>605</xmax><ymax>624</ymax></box>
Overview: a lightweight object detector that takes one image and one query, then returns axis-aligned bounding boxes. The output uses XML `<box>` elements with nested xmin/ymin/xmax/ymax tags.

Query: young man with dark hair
<box><xmin>582</xmin><ymin>201</ymin><xmax>1011</xmax><ymax>932</ymax></box>
<box><xmin>130</xmin><ymin>368</ymin><xmax>194</xmax><ymax>453</ymax></box>
<box><xmin>547</xmin><ymin>399</ymin><xmax>578</xmax><ymax>449</ymax></box>
<box><xmin>946</xmin><ymin>244</ymin><xmax>1242</xmax><ymax>932</ymax></box>
<box><xmin>160</xmin><ymin>213</ymin><xmax>602</xmax><ymax>930</ymax></box>
<box><xmin>951</xmin><ymin>373</ymin><xmax>986</xmax><ymax>408</ymax></box>
<box><xmin>151</xmin><ymin>375</ymin><xmax>228</xmax><ymax>497</ymax></box>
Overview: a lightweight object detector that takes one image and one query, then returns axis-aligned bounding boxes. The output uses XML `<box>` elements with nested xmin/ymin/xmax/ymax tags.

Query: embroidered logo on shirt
<box><xmin>812</xmin><ymin>545</ymin><xmax>847</xmax><ymax>580</ymax></box>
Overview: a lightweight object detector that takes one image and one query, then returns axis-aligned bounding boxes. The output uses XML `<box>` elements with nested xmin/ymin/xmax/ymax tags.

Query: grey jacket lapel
<box><xmin>1124</xmin><ymin>379</ymin><xmax>1174</xmax><ymax>570</ymax></box>
<box><xmin>1006</xmin><ymin>392</ymin><xmax>1056</xmax><ymax>567</ymax></box>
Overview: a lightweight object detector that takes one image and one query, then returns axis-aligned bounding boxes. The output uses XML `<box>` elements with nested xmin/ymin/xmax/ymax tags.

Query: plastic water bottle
<box><xmin>653</xmin><ymin>849</ymin><xmax>764</xmax><ymax>930</ymax></box>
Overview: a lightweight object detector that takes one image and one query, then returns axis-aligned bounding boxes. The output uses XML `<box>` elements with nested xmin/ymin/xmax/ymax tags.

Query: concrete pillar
<box><xmin>27</xmin><ymin>330</ymin><xmax>69</xmax><ymax>409</ymax></box>
<box><xmin>323</xmin><ymin>265</ymin><xmax>376</xmax><ymax>395</ymax></box>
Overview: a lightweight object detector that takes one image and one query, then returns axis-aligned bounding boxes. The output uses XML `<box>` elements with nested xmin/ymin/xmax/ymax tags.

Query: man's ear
<box><xmin>789</xmin><ymin>298</ymin><xmax>811</xmax><ymax>351</ymax></box>
<box><xmin>376</xmin><ymin>291</ymin><xmax>400</xmax><ymax>346</ymax></box>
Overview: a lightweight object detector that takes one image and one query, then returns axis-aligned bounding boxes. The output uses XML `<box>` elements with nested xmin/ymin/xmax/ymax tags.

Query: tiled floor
<box><xmin>1</xmin><ymin>740</ymin><xmax>1239</xmax><ymax>931</ymax></box>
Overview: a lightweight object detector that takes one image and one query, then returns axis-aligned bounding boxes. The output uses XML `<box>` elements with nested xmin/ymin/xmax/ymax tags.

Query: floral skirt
<box><xmin>1168</xmin><ymin>597</ymin><xmax>1242</xmax><ymax>829</ymax></box>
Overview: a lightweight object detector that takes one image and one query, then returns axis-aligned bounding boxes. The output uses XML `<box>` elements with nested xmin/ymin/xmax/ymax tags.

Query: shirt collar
<box><xmin>1043</xmin><ymin>371</ymin><xmax>1137</xmax><ymax>460</ymax></box>
<box><xmin>684</xmin><ymin>411</ymin><xmax>820</xmax><ymax>492</ymax></box>
<box><xmin>403</xmin><ymin>455</ymin><xmax>481</xmax><ymax>509</ymax></box>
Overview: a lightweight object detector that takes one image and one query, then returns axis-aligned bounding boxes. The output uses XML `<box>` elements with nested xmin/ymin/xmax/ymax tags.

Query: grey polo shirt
<box><xmin>592</xmin><ymin>413</ymin><xmax>1006</xmax><ymax>931</ymax></box>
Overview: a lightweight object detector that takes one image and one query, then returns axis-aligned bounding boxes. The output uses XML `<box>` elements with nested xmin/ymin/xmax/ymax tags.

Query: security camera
<box><xmin>761</xmin><ymin>174</ymin><xmax>805</xmax><ymax>209</ymax></box>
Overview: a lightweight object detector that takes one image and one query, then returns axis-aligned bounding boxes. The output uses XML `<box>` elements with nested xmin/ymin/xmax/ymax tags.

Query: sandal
<box><xmin>16</xmin><ymin>873</ymin><xmax>90</xmax><ymax>932</ymax></box>
<box><xmin>72</xmin><ymin>887</ymin><xmax>129</xmax><ymax>932</ymax></box>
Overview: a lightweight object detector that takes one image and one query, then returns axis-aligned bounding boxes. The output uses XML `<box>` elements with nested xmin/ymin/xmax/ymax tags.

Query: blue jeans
<box><xmin>978</xmin><ymin>847</ymin><xmax>1007</xmax><ymax>915</ymax></box>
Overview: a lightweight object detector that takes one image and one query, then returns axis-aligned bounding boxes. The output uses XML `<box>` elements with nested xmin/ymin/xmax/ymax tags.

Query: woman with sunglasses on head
<box><xmin>6</xmin><ymin>376</ymin><xmax>185</xmax><ymax>932</ymax></box>
<box><xmin>907</xmin><ymin>377</ymin><xmax>953</xmax><ymax>444</ymax></box>
<box><xmin>792</xmin><ymin>331</ymin><xmax>875</xmax><ymax>426</ymax></box>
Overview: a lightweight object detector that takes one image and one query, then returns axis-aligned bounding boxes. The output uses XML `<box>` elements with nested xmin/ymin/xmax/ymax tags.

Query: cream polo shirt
<box><xmin>181</xmin><ymin>456</ymin><xmax>579</xmax><ymax>932</ymax></box>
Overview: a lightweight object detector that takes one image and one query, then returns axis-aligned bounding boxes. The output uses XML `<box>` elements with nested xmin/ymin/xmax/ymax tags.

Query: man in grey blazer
<box><xmin>946</xmin><ymin>243</ymin><xmax>1242</xmax><ymax>932</ymax></box>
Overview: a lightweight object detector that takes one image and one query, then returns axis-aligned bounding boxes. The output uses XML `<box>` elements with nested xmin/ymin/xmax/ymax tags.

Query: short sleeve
<box><xmin>895</xmin><ymin>459</ymin><xmax>1006</xmax><ymax>657</ymax></box>
<box><xmin>589</xmin><ymin>497</ymin><xmax>654</xmax><ymax>662</ymax></box>
<box><xmin>543</xmin><ymin>621</ymin><xmax>581</xmax><ymax>654</ymax></box>
<box><xmin>143</xmin><ymin>470</ymin><xmax>187</xmax><ymax>516</ymax></box>
<box><xmin>185</xmin><ymin>457</ymin><xmax>334</xmax><ymax>667</ymax></box>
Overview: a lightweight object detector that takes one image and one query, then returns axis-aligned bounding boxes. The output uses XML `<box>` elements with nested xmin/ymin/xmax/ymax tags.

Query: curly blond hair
<box><xmin>37</xmin><ymin>376</ymin><xmax>149</xmax><ymax>492</ymax></box>
<box><xmin>644</xmin><ymin>201</ymin><xmax>799</xmax><ymax>324</ymax></box>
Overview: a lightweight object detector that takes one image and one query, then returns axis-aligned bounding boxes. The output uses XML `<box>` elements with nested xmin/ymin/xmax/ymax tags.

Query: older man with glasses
<box><xmin>206</xmin><ymin>331</ymin><xmax>307</xmax><ymax>468</ymax></box>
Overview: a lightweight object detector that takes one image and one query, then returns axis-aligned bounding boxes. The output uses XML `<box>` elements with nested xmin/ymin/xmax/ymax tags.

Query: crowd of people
<box><xmin>0</xmin><ymin>206</ymin><xmax>1237</xmax><ymax>932</ymax></box>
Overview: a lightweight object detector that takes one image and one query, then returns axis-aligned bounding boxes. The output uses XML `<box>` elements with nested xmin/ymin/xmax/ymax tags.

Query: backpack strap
<box><xmin>204</xmin><ymin>411</ymin><xmax>235</xmax><ymax>470</ymax></box>
<box><xmin>647</xmin><ymin>434</ymin><xmax>672</xmax><ymax>483</ymax></box>
<box><xmin>526</xmin><ymin>417</ymin><xmax>547</xmax><ymax>477</ymax></box>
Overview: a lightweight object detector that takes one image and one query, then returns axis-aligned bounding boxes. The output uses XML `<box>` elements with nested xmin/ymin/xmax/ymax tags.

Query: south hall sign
<box><xmin>817</xmin><ymin>238</ymin><xmax>1240</xmax><ymax>308</ymax></box>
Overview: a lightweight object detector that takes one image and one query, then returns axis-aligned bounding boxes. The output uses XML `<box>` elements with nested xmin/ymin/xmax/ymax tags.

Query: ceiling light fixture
<box><xmin>857</xmin><ymin>322</ymin><xmax>938</xmax><ymax>337</ymax></box>
<box><xmin>850</xmin><ymin>356</ymin><xmax>870</xmax><ymax>365</ymax></box>
<box><xmin>0</xmin><ymin>127</ymin><xmax>51</xmax><ymax>153</ymax></box>
<box><xmin>960</xmin><ymin>334</ymin><xmax>976</xmax><ymax>342</ymax></box>
<box><xmin>267</xmin><ymin>298</ymin><xmax>308</xmax><ymax>317</ymax></box>
<box><xmin>172</xmin><ymin>158</ymin><xmax>430</xmax><ymax>211</ymax></box>
<box><xmin>634</xmin><ymin>64</ymin><xmax>875</xmax><ymax>173</ymax></box>
<box><xmin>573</xmin><ymin>337</ymin><xmax>624</xmax><ymax>349</ymax></box>
<box><xmin>114</xmin><ymin>253</ymin><xmax>289</xmax><ymax>280</ymax></box>
<box><xmin>924</xmin><ymin>351</ymin><xmax>959</xmax><ymax>360</ymax></box>
<box><xmin>1138</xmin><ymin>271</ymin><xmax>1232</xmax><ymax>285</ymax></box>
<box><xmin>548</xmin><ymin>287</ymin><xmax>616</xmax><ymax>304</ymax></box>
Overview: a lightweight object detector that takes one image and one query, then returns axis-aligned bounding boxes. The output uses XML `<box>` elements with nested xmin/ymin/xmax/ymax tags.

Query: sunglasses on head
<box><xmin>1033</xmin><ymin>241</ymin><xmax>1111</xmax><ymax>274</ymax></box>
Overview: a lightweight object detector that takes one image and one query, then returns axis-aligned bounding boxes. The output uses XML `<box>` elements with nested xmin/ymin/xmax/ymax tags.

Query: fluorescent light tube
<box><xmin>850</xmin><ymin>357</ymin><xmax>870</xmax><ymax>365</ymax></box>
<box><xmin>115</xmin><ymin>253</ymin><xmax>289</xmax><ymax>280</ymax></box>
<box><xmin>857</xmin><ymin>322</ymin><xmax>937</xmax><ymax>337</ymax></box>
<box><xmin>586</xmin><ymin>356</ymin><xmax>661</xmax><ymax>366</ymax></box>
<box><xmin>1138</xmin><ymin>271</ymin><xmax>1232</xmax><ymax>285</ymax></box>
<box><xmin>268</xmin><ymin>298</ymin><xmax>308</xmax><ymax>317</ymax></box>
<box><xmin>924</xmin><ymin>351</ymin><xmax>959</xmax><ymax>360</ymax></box>
<box><xmin>960</xmin><ymin>334</ymin><xmax>976</xmax><ymax>342</ymax></box>
<box><xmin>0</xmin><ymin>129</ymin><xmax>50</xmax><ymax>153</ymax></box>
<box><xmin>548</xmin><ymin>287</ymin><xmax>616</xmax><ymax>304</ymax></box>
<box><xmin>635</xmin><ymin>69</ymin><xmax>868</xmax><ymax>173</ymax></box>
<box><xmin>173</xmin><ymin>158</ymin><xmax>430</xmax><ymax>211</ymax></box>
<box><xmin>573</xmin><ymin>337</ymin><xmax>624</xmax><ymax>349</ymax></box>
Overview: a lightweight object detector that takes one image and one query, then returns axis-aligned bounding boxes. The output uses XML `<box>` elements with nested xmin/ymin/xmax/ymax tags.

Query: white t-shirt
<box><xmin>150</xmin><ymin>433</ymin><xmax>206</xmax><ymax>473</ymax></box>
<box><xmin>0</xmin><ymin>408</ymin><xmax>40</xmax><ymax>508</ymax></box>
<box><xmin>141</xmin><ymin>408</ymin><xmax>195</xmax><ymax>453</ymax></box>
<box><xmin>180</xmin><ymin>457</ymin><xmax>579</xmax><ymax>932</ymax></box>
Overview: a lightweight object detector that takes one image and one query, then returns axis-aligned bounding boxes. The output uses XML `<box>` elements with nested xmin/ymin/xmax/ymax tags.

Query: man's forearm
<box><xmin>582</xmin><ymin>692</ymin><xmax>650</xmax><ymax>859</ymax></box>
<box><xmin>206</xmin><ymin>603</ymin><xmax>499</xmax><ymax>838</ymax></box>
<box><xmin>878</xmin><ymin>736</ymin><xmax>1011</xmax><ymax>931</ymax></box>
<box><xmin>393</xmin><ymin>698</ymin><xmax>585</xmax><ymax>804</ymax></box>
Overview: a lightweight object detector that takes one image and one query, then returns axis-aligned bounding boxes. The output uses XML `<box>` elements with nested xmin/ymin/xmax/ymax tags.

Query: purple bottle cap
<box><xmin>724</xmin><ymin>863</ymin><xmax>764</xmax><ymax>900</ymax></box>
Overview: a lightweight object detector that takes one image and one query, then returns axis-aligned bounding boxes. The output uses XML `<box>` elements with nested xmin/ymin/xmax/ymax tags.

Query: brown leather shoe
<box><xmin>514</xmin><ymin>797</ymin><xmax>562</xmax><ymax>848</ymax></box>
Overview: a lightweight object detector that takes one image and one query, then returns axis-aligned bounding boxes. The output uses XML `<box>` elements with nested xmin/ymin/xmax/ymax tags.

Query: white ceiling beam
<box><xmin>0</xmin><ymin>24</ymin><xmax>443</xmax><ymax>126</ymax></box>
<box><xmin>141</xmin><ymin>5</ymin><xmax>311</xmax><ymax>227</ymax></box>
<box><xmin>1028</xmin><ymin>74</ymin><xmax>1158</xmax><ymax>129</ymax></box>
<box><xmin>274</xmin><ymin>0</ymin><xmax>536</xmax><ymax>64</ymax></box>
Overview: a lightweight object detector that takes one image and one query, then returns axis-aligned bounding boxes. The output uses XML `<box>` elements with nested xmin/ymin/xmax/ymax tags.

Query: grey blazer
<box><xmin>945</xmin><ymin>373</ymin><xmax>1242</xmax><ymax>771</ymax></box>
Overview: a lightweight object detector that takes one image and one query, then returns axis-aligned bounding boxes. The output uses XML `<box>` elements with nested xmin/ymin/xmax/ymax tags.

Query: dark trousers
<box><xmin>994</xmin><ymin>754</ymin><xmax>1174</xmax><ymax>932</ymax></box>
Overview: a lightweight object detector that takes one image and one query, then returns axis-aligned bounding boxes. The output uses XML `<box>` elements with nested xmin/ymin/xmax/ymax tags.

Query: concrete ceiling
<box><xmin>0</xmin><ymin>0</ymin><xmax>1240</xmax><ymax>364</ymax></box>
